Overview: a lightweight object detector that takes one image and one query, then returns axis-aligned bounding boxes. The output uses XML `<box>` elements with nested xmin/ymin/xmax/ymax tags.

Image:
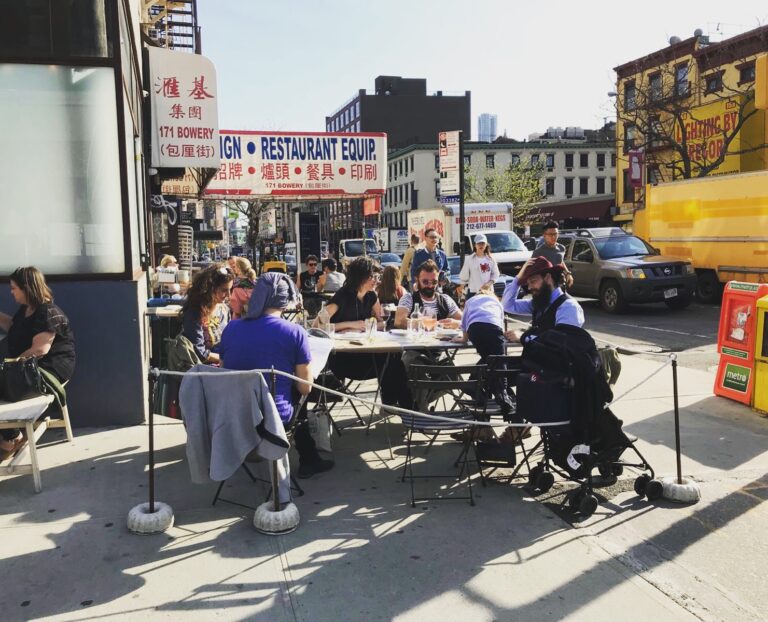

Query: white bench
<box><xmin>0</xmin><ymin>395</ymin><xmax>56</xmax><ymax>492</ymax></box>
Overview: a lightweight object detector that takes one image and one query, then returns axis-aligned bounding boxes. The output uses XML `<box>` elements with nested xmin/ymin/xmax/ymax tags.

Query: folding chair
<box><xmin>400</xmin><ymin>364</ymin><xmax>488</xmax><ymax>507</ymax></box>
<box><xmin>212</xmin><ymin>396</ymin><xmax>307</xmax><ymax>508</ymax></box>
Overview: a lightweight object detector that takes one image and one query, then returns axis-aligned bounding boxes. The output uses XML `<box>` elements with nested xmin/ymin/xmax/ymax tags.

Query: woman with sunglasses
<box><xmin>459</xmin><ymin>233</ymin><xmax>499</xmax><ymax>300</ymax></box>
<box><xmin>0</xmin><ymin>267</ymin><xmax>75</xmax><ymax>456</ymax></box>
<box><xmin>181</xmin><ymin>264</ymin><xmax>233</xmax><ymax>364</ymax></box>
<box><xmin>318</xmin><ymin>257</ymin><xmax>413</xmax><ymax>411</ymax></box>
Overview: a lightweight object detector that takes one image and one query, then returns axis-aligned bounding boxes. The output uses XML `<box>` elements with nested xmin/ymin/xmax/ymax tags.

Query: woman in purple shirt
<box><xmin>219</xmin><ymin>273</ymin><xmax>333</xmax><ymax>479</ymax></box>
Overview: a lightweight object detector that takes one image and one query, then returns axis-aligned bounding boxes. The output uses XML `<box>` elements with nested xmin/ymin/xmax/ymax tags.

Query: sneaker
<box><xmin>297</xmin><ymin>458</ymin><xmax>335</xmax><ymax>479</ymax></box>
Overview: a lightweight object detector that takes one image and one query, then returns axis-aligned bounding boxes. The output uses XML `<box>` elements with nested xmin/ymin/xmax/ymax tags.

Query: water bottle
<box><xmin>317</xmin><ymin>301</ymin><xmax>330</xmax><ymax>333</ymax></box>
<box><xmin>409</xmin><ymin>303</ymin><xmax>423</xmax><ymax>337</ymax></box>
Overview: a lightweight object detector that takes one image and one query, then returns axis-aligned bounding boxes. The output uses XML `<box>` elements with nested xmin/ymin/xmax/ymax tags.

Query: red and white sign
<box><xmin>205</xmin><ymin>131</ymin><xmax>387</xmax><ymax>199</ymax></box>
<box><xmin>628</xmin><ymin>149</ymin><xmax>645</xmax><ymax>188</ymax></box>
<box><xmin>148</xmin><ymin>47</ymin><xmax>219</xmax><ymax>168</ymax></box>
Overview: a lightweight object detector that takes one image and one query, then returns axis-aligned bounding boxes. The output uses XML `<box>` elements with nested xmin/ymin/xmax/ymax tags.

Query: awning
<box><xmin>529</xmin><ymin>197</ymin><xmax>613</xmax><ymax>222</ymax></box>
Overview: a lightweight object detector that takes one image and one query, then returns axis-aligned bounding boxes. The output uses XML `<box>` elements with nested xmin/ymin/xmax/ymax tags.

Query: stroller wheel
<box><xmin>578</xmin><ymin>493</ymin><xmax>599</xmax><ymax>516</ymax></box>
<box><xmin>612</xmin><ymin>464</ymin><xmax>624</xmax><ymax>476</ymax></box>
<box><xmin>645</xmin><ymin>479</ymin><xmax>664</xmax><ymax>501</ymax></box>
<box><xmin>528</xmin><ymin>465</ymin><xmax>544</xmax><ymax>487</ymax></box>
<box><xmin>568</xmin><ymin>488</ymin><xmax>585</xmax><ymax>509</ymax></box>
<box><xmin>634</xmin><ymin>474</ymin><xmax>651</xmax><ymax>497</ymax></box>
<box><xmin>536</xmin><ymin>471</ymin><xmax>555</xmax><ymax>493</ymax></box>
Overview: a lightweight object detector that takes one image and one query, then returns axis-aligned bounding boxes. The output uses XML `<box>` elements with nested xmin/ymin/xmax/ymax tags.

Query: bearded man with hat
<box><xmin>502</xmin><ymin>256</ymin><xmax>584</xmax><ymax>343</ymax></box>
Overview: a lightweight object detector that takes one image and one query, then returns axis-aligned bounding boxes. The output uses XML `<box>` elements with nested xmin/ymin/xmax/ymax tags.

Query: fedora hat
<box><xmin>519</xmin><ymin>256</ymin><xmax>565</xmax><ymax>287</ymax></box>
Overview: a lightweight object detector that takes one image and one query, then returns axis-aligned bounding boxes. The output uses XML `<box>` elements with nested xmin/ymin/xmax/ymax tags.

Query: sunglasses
<box><xmin>419</xmin><ymin>279</ymin><xmax>438</xmax><ymax>286</ymax></box>
<box><xmin>426</xmin><ymin>235</ymin><xmax>439</xmax><ymax>240</ymax></box>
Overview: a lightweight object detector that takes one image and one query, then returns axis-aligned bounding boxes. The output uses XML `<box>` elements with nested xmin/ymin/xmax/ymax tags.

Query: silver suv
<box><xmin>559</xmin><ymin>229</ymin><xmax>697</xmax><ymax>314</ymax></box>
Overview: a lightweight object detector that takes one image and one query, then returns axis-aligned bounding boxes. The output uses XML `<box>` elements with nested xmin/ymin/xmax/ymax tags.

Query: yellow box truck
<box><xmin>634</xmin><ymin>171</ymin><xmax>768</xmax><ymax>302</ymax></box>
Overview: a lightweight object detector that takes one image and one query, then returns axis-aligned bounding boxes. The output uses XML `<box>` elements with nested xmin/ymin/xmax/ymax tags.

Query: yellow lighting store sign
<box><xmin>674</xmin><ymin>98</ymin><xmax>742</xmax><ymax>175</ymax></box>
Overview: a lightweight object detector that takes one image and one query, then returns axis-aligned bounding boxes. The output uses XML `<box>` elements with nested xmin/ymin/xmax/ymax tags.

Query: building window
<box><xmin>399</xmin><ymin>160</ymin><xmax>403</xmax><ymax>175</ymax></box>
<box><xmin>611</xmin><ymin>153</ymin><xmax>617</xmax><ymax>167</ymax></box>
<box><xmin>596</xmin><ymin>153</ymin><xmax>606</xmax><ymax>168</ymax></box>
<box><xmin>648</xmin><ymin>166</ymin><xmax>662</xmax><ymax>185</ymax></box>
<box><xmin>623</xmin><ymin>124</ymin><xmax>636</xmax><ymax>154</ymax></box>
<box><xmin>624</xmin><ymin>81</ymin><xmax>636</xmax><ymax>111</ymax></box>
<box><xmin>611</xmin><ymin>177</ymin><xmax>616</xmax><ymax>193</ymax></box>
<box><xmin>530</xmin><ymin>153</ymin><xmax>539</xmax><ymax>165</ymax></box>
<box><xmin>545</xmin><ymin>178</ymin><xmax>555</xmax><ymax>196</ymax></box>
<box><xmin>405</xmin><ymin>184</ymin><xmax>409</xmax><ymax>203</ymax></box>
<box><xmin>404</xmin><ymin>158</ymin><xmax>409</xmax><ymax>175</ymax></box>
<box><xmin>485</xmin><ymin>178</ymin><xmax>494</xmax><ymax>194</ymax></box>
<box><xmin>510</xmin><ymin>153</ymin><xmax>520</xmax><ymax>165</ymax></box>
<box><xmin>410</xmin><ymin>155</ymin><xmax>414</xmax><ymax>170</ymax></box>
<box><xmin>463</xmin><ymin>154</ymin><xmax>471</xmax><ymax>167</ymax></box>
<box><xmin>434</xmin><ymin>179</ymin><xmax>440</xmax><ymax>198</ymax></box>
<box><xmin>622</xmin><ymin>169</ymin><xmax>634</xmax><ymax>203</ymax></box>
<box><xmin>355</xmin><ymin>101</ymin><xmax>360</xmax><ymax>117</ymax></box>
<box><xmin>565</xmin><ymin>153</ymin><xmax>574</xmax><ymax>169</ymax></box>
<box><xmin>649</xmin><ymin>72</ymin><xmax>662</xmax><ymax>101</ymax></box>
<box><xmin>0</xmin><ymin>65</ymin><xmax>124</xmax><ymax>274</ymax></box>
<box><xmin>579</xmin><ymin>177</ymin><xmax>589</xmax><ymax>195</ymax></box>
<box><xmin>675</xmin><ymin>63</ymin><xmax>689</xmax><ymax>97</ymax></box>
<box><xmin>704</xmin><ymin>72</ymin><xmax>724</xmax><ymax>94</ymax></box>
<box><xmin>546</xmin><ymin>153</ymin><xmax>555</xmax><ymax>169</ymax></box>
<box><xmin>486</xmin><ymin>154</ymin><xmax>495</xmax><ymax>169</ymax></box>
<box><xmin>579</xmin><ymin>153</ymin><xmax>589</xmax><ymax>168</ymax></box>
<box><xmin>434</xmin><ymin>154</ymin><xmax>439</xmax><ymax>170</ymax></box>
<box><xmin>738</xmin><ymin>62</ymin><xmax>756</xmax><ymax>85</ymax></box>
<box><xmin>565</xmin><ymin>177</ymin><xmax>574</xmax><ymax>196</ymax></box>
<box><xmin>596</xmin><ymin>177</ymin><xmax>606</xmax><ymax>194</ymax></box>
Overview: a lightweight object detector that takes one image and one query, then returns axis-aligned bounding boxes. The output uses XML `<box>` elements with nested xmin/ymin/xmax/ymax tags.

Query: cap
<box><xmin>474</xmin><ymin>233</ymin><xmax>488</xmax><ymax>245</ymax></box>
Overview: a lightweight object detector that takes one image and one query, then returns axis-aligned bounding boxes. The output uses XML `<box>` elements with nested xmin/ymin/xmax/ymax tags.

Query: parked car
<box><xmin>378</xmin><ymin>252</ymin><xmax>402</xmax><ymax>269</ymax></box>
<box><xmin>284</xmin><ymin>254</ymin><xmax>297</xmax><ymax>277</ymax></box>
<box><xmin>559</xmin><ymin>228</ymin><xmax>697</xmax><ymax>313</ymax></box>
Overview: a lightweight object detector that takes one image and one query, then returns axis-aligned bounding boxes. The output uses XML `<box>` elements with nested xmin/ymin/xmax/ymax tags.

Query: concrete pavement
<box><xmin>1</xmin><ymin>350</ymin><xmax>767</xmax><ymax>621</ymax></box>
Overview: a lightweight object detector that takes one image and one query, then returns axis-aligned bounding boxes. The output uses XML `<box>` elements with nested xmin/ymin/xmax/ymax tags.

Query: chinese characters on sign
<box><xmin>438</xmin><ymin>130</ymin><xmax>461</xmax><ymax>200</ymax></box>
<box><xmin>148</xmin><ymin>47</ymin><xmax>219</xmax><ymax>168</ymax></box>
<box><xmin>205</xmin><ymin>131</ymin><xmax>387</xmax><ymax>198</ymax></box>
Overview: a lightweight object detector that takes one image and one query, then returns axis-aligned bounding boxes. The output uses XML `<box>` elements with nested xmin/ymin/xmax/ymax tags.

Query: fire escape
<box><xmin>141</xmin><ymin>0</ymin><xmax>200</xmax><ymax>53</ymax></box>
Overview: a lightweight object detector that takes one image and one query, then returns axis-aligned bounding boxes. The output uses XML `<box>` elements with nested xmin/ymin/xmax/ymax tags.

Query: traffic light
<box><xmin>757</xmin><ymin>54</ymin><xmax>768</xmax><ymax>110</ymax></box>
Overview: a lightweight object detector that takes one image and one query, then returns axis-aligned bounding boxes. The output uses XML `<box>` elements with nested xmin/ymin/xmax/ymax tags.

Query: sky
<box><xmin>198</xmin><ymin>0</ymin><xmax>768</xmax><ymax>141</ymax></box>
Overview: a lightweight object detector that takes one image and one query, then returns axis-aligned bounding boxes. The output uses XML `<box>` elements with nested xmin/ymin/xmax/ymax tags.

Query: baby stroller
<box><xmin>514</xmin><ymin>324</ymin><xmax>658</xmax><ymax>517</ymax></box>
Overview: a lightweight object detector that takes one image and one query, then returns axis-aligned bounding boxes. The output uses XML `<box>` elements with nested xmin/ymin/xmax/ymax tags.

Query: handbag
<box><xmin>0</xmin><ymin>357</ymin><xmax>48</xmax><ymax>402</ymax></box>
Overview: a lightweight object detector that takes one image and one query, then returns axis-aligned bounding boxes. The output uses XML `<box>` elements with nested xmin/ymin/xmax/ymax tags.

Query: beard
<box><xmin>531</xmin><ymin>280</ymin><xmax>554</xmax><ymax>315</ymax></box>
<box><xmin>419</xmin><ymin>287</ymin><xmax>436</xmax><ymax>298</ymax></box>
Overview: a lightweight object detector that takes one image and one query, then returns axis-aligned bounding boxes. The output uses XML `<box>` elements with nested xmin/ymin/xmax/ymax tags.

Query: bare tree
<box><xmin>617</xmin><ymin>55</ymin><xmax>766</xmax><ymax>181</ymax></box>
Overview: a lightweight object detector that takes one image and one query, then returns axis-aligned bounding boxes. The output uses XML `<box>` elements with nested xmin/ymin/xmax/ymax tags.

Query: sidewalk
<box><xmin>1</xmin><ymin>352</ymin><xmax>766</xmax><ymax>621</ymax></box>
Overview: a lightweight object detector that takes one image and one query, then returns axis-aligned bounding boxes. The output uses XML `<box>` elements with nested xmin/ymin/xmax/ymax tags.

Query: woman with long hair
<box><xmin>376</xmin><ymin>265</ymin><xmax>404</xmax><ymax>305</ymax></box>
<box><xmin>0</xmin><ymin>267</ymin><xmax>75</xmax><ymax>455</ymax></box>
<box><xmin>318</xmin><ymin>256</ymin><xmax>412</xmax><ymax>411</ymax></box>
<box><xmin>229</xmin><ymin>257</ymin><xmax>257</xmax><ymax>319</ymax></box>
<box><xmin>459</xmin><ymin>233</ymin><xmax>499</xmax><ymax>300</ymax></box>
<box><xmin>182</xmin><ymin>264</ymin><xmax>234</xmax><ymax>364</ymax></box>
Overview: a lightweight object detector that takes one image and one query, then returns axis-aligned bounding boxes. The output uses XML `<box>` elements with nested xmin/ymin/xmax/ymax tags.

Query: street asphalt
<box><xmin>2</xmin><ymin>300</ymin><xmax>767</xmax><ymax>621</ymax></box>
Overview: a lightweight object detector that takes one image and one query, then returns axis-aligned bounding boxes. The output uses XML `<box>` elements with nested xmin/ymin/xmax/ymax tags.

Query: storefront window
<box><xmin>0</xmin><ymin>0</ymin><xmax>112</xmax><ymax>59</ymax></box>
<box><xmin>0</xmin><ymin>64</ymin><xmax>125</xmax><ymax>274</ymax></box>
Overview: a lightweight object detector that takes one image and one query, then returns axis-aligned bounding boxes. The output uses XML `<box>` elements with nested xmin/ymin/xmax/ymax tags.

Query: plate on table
<box><xmin>436</xmin><ymin>328</ymin><xmax>462</xmax><ymax>339</ymax></box>
<box><xmin>389</xmin><ymin>329</ymin><xmax>408</xmax><ymax>336</ymax></box>
<box><xmin>334</xmin><ymin>332</ymin><xmax>368</xmax><ymax>340</ymax></box>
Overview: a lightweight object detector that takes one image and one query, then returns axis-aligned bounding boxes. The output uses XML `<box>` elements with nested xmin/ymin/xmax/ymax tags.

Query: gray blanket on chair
<box><xmin>179</xmin><ymin>365</ymin><xmax>290</xmax><ymax>484</ymax></box>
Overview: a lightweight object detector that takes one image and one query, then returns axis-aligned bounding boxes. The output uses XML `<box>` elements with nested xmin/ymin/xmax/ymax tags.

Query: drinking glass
<box><xmin>422</xmin><ymin>307</ymin><xmax>437</xmax><ymax>332</ymax></box>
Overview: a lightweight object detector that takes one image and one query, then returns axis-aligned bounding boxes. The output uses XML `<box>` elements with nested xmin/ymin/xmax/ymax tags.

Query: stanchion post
<box><xmin>148</xmin><ymin>370</ymin><xmax>156</xmax><ymax>514</ymax></box>
<box><xmin>671</xmin><ymin>355</ymin><xmax>682</xmax><ymax>485</ymax></box>
<box><xmin>270</xmin><ymin>368</ymin><xmax>280</xmax><ymax>513</ymax></box>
